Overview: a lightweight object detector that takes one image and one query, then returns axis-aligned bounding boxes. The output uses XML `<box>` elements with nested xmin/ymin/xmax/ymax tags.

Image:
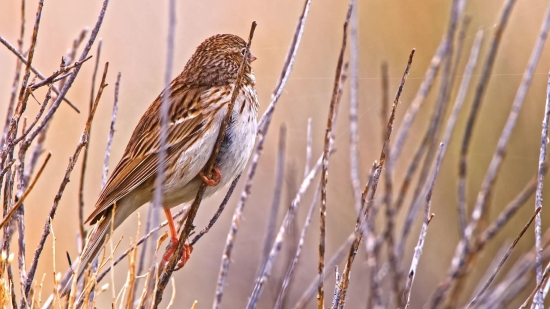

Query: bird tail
<box><xmin>58</xmin><ymin>203</ymin><xmax>132</xmax><ymax>299</ymax></box>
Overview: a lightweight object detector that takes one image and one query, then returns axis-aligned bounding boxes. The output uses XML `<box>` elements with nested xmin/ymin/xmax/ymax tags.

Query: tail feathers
<box><xmin>59</xmin><ymin>212</ymin><xmax>114</xmax><ymax>298</ymax></box>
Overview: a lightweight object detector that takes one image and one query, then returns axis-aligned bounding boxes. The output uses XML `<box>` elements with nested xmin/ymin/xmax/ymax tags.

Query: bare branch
<box><xmin>154</xmin><ymin>22</ymin><xmax>258</xmax><ymax>308</ymax></box>
<box><xmin>213</xmin><ymin>0</ymin><xmax>314</xmax><ymax>304</ymax></box>
<box><xmin>468</xmin><ymin>206</ymin><xmax>541</xmax><ymax>308</ymax></box>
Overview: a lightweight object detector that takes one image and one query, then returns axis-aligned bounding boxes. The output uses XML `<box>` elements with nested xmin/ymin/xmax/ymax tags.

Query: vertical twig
<box><xmin>396</xmin><ymin>0</ymin><xmax>464</xmax><ymax>271</ymax></box>
<box><xmin>348</xmin><ymin>0</ymin><xmax>361</xmax><ymax>215</ymax></box>
<box><xmin>442</xmin><ymin>29</ymin><xmax>483</xmax><ymax>239</ymax></box>
<box><xmin>78</xmin><ymin>40</ymin><xmax>102</xmax><ymax>250</ymax></box>
<box><xmin>305</xmin><ymin>118</ymin><xmax>313</xmax><ymax>177</ymax></box>
<box><xmin>467</xmin><ymin>206</ymin><xmax>541</xmax><ymax>308</ymax></box>
<box><xmin>341</xmin><ymin>49</ymin><xmax>414</xmax><ymax>309</ymax></box>
<box><xmin>426</xmin><ymin>1</ymin><xmax>519</xmax><ymax>307</ymax></box>
<box><xmin>22</xmin><ymin>0</ymin><xmax>109</xmax><ymax>157</ymax></box>
<box><xmin>534</xmin><ymin>72</ymin><xmax>550</xmax><ymax>308</ymax></box>
<box><xmin>275</xmin><ymin>183</ymin><xmax>321</xmax><ymax>309</ymax></box>
<box><xmin>155</xmin><ymin>22</ymin><xmax>257</xmax><ymax>309</ymax></box>
<box><xmin>459</xmin><ymin>0</ymin><xmax>517</xmax><ymax>241</ymax></box>
<box><xmin>23</xmin><ymin>62</ymin><xmax>108</xmax><ymax>306</ymax></box>
<box><xmin>103</xmin><ymin>72</ymin><xmax>121</xmax><ymax>187</ymax></box>
<box><xmin>149</xmin><ymin>1</ymin><xmax>176</xmax><ymax>306</ymax></box>
<box><xmin>318</xmin><ymin>6</ymin><xmax>352</xmax><ymax>308</ymax></box>
<box><xmin>403</xmin><ymin>143</ymin><xmax>445</xmax><ymax>308</ymax></box>
<box><xmin>151</xmin><ymin>0</ymin><xmax>175</xmax><ymax>244</ymax></box>
<box><xmin>470</xmin><ymin>1</ymin><xmax>550</xmax><ymax>266</ymax></box>
<box><xmin>258</xmin><ymin>124</ymin><xmax>286</xmax><ymax>277</ymax></box>
<box><xmin>292</xmin><ymin>233</ymin><xmax>356</xmax><ymax>309</ymax></box>
<box><xmin>1</xmin><ymin>0</ymin><xmax>25</xmax><ymax>149</ymax></box>
<box><xmin>389</xmin><ymin>39</ymin><xmax>445</xmax><ymax>166</ymax></box>
<box><xmin>213</xmin><ymin>0</ymin><xmax>313</xmax><ymax>305</ymax></box>
<box><xmin>247</xmin><ymin>154</ymin><xmax>327</xmax><ymax>309</ymax></box>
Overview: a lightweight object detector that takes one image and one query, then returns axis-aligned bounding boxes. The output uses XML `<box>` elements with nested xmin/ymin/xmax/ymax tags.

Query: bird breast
<box><xmin>162</xmin><ymin>83</ymin><xmax>258</xmax><ymax>207</ymax></box>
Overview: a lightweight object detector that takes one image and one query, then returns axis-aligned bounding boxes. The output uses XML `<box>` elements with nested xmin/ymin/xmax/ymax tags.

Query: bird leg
<box><xmin>162</xmin><ymin>208</ymin><xmax>193</xmax><ymax>270</ymax></box>
<box><xmin>199</xmin><ymin>165</ymin><xmax>221</xmax><ymax>186</ymax></box>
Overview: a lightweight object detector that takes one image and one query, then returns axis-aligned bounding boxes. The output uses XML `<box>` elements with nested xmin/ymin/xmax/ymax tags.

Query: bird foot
<box><xmin>162</xmin><ymin>237</ymin><xmax>193</xmax><ymax>270</ymax></box>
<box><xmin>199</xmin><ymin>165</ymin><xmax>221</xmax><ymax>186</ymax></box>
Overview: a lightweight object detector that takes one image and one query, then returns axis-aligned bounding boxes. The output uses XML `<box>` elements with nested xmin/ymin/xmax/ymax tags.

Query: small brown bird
<box><xmin>61</xmin><ymin>33</ymin><xmax>258</xmax><ymax>295</ymax></box>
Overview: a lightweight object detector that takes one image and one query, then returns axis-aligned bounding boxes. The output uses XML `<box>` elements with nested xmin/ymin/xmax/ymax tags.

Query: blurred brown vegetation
<box><xmin>2</xmin><ymin>0</ymin><xmax>550</xmax><ymax>308</ymax></box>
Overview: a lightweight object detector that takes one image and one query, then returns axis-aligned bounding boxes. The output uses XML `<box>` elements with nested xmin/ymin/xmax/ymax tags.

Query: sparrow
<box><xmin>60</xmin><ymin>33</ymin><xmax>258</xmax><ymax>296</ymax></box>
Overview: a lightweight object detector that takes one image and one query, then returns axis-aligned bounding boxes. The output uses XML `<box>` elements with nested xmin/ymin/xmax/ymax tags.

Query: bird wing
<box><xmin>86</xmin><ymin>85</ymin><xmax>211</xmax><ymax>223</ymax></box>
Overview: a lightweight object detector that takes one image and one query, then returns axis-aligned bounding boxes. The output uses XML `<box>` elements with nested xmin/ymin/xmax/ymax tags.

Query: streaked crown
<box><xmin>180</xmin><ymin>34</ymin><xmax>256</xmax><ymax>87</ymax></box>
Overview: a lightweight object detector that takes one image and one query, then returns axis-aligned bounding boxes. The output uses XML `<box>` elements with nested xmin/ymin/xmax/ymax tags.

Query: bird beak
<box><xmin>248</xmin><ymin>52</ymin><xmax>257</xmax><ymax>63</ymax></box>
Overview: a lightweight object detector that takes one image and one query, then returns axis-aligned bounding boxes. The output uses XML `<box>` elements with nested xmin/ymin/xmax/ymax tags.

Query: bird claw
<box><xmin>162</xmin><ymin>238</ymin><xmax>193</xmax><ymax>270</ymax></box>
<box><xmin>199</xmin><ymin>165</ymin><xmax>221</xmax><ymax>186</ymax></box>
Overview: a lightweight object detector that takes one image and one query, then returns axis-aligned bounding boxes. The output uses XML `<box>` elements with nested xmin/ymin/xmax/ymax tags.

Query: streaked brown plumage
<box><xmin>60</xmin><ymin>34</ymin><xmax>258</xmax><ymax>296</ymax></box>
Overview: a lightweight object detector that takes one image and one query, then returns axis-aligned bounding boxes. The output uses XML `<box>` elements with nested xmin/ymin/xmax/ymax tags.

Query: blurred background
<box><xmin>2</xmin><ymin>0</ymin><xmax>550</xmax><ymax>308</ymax></box>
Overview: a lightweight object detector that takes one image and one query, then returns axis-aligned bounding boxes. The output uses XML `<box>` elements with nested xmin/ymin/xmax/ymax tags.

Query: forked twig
<box><xmin>0</xmin><ymin>35</ymin><xmax>80</xmax><ymax>113</ymax></box>
<box><xmin>24</xmin><ymin>62</ymin><xmax>108</xmax><ymax>306</ymax></box>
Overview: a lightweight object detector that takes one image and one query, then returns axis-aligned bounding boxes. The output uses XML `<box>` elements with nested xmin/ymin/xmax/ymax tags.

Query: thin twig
<box><xmin>22</xmin><ymin>0</ymin><xmax>109</xmax><ymax>157</ymax></box>
<box><xmin>470</xmin><ymin>239</ymin><xmax>511</xmax><ymax>304</ymax></box>
<box><xmin>305</xmin><ymin>118</ymin><xmax>313</xmax><ymax>178</ymax></box>
<box><xmin>534</xmin><ymin>71</ymin><xmax>550</xmax><ymax>308</ymax></box>
<box><xmin>336</xmin><ymin>48</ymin><xmax>415</xmax><ymax>309</ymax></box>
<box><xmin>331</xmin><ymin>266</ymin><xmax>341</xmax><ymax>309</ymax></box>
<box><xmin>189</xmin><ymin>175</ymin><xmax>241</xmax><ymax>246</ymax></box>
<box><xmin>334</xmin><ymin>163</ymin><xmax>376</xmax><ymax>309</ymax></box>
<box><xmin>389</xmin><ymin>39</ymin><xmax>445</xmax><ymax>166</ymax></box>
<box><xmin>348</xmin><ymin>0</ymin><xmax>361</xmax><ymax>215</ymax></box>
<box><xmin>397</xmin><ymin>1</ymin><xmax>464</xmax><ymax>277</ymax></box>
<box><xmin>0</xmin><ymin>153</ymin><xmax>51</xmax><ymax>230</ymax></box>
<box><xmin>448</xmin><ymin>30</ymin><xmax>484</xmax><ymax>238</ymax></box>
<box><xmin>247</xmin><ymin>152</ymin><xmax>328</xmax><ymax>309</ymax></box>
<box><xmin>149</xmin><ymin>2</ymin><xmax>177</xmax><ymax>306</ymax></box>
<box><xmin>468</xmin><ymin>206</ymin><xmax>542</xmax><ymax>308</ymax></box>
<box><xmin>380</xmin><ymin>60</ymin><xmax>401</xmax><ymax>301</ymax></box>
<box><xmin>29</xmin><ymin>56</ymin><xmax>93</xmax><ymax>90</ymax></box>
<box><xmin>0</xmin><ymin>36</ymin><xmax>80</xmax><ymax>113</ymax></box>
<box><xmin>257</xmin><ymin>0</ymin><xmax>313</xmax><ymax>130</ymax></box>
<box><xmin>403</xmin><ymin>143</ymin><xmax>445</xmax><ymax>308</ymax></box>
<box><xmin>102</xmin><ymin>73</ymin><xmax>120</xmax><ymax>186</ymax></box>
<box><xmin>70</xmin><ymin>207</ymin><xmax>188</xmax><ymax>309</ymax></box>
<box><xmin>520</xmin><ymin>257</ymin><xmax>550</xmax><ymax>309</ymax></box>
<box><xmin>318</xmin><ymin>6</ymin><xmax>352</xmax><ymax>308</ymax></box>
<box><xmin>1</xmin><ymin>0</ymin><xmax>25</xmax><ymax>149</ymax></box>
<box><xmin>23</xmin><ymin>62</ymin><xmax>108</xmax><ymax>305</ymax></box>
<box><xmin>77</xmin><ymin>41</ymin><xmax>102</xmax><ymax>250</ymax></box>
<box><xmin>459</xmin><ymin>0</ymin><xmax>517</xmax><ymax>241</ymax></box>
<box><xmin>476</xmin><ymin>169</ymin><xmax>543</xmax><ymax>251</ymax></box>
<box><xmin>292</xmin><ymin>233</ymin><xmax>356</xmax><ymax>309</ymax></box>
<box><xmin>426</xmin><ymin>1</ymin><xmax>518</xmax><ymax>306</ymax></box>
<box><xmin>275</xmin><ymin>183</ymin><xmax>321</xmax><ymax>309</ymax></box>
<box><xmin>258</xmin><ymin>124</ymin><xmax>287</xmax><ymax>277</ymax></box>
<box><xmin>213</xmin><ymin>1</ymin><xmax>313</xmax><ymax>305</ymax></box>
<box><xmin>154</xmin><ymin>22</ymin><xmax>257</xmax><ymax>309</ymax></box>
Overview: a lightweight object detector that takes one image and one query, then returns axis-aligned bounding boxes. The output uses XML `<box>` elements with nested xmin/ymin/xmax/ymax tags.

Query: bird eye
<box><xmin>240</xmin><ymin>48</ymin><xmax>246</xmax><ymax>56</ymax></box>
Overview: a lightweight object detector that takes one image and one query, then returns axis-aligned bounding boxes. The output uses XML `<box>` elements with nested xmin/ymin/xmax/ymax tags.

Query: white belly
<box><xmin>162</xmin><ymin>84</ymin><xmax>258</xmax><ymax>208</ymax></box>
